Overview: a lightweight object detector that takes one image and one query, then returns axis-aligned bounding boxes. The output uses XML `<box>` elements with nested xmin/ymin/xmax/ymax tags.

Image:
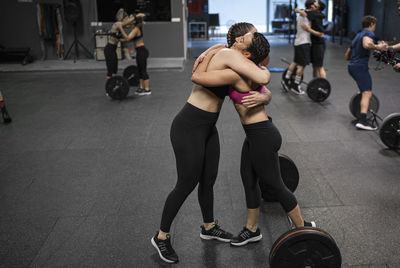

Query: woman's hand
<box><xmin>242</xmin><ymin>86</ymin><xmax>272</xmax><ymax>108</ymax></box>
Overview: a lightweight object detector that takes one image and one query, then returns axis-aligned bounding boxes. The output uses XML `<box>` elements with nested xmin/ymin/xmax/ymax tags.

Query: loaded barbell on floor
<box><xmin>269</xmin><ymin>223</ymin><xmax>342</xmax><ymax>268</ymax></box>
<box><xmin>281</xmin><ymin>58</ymin><xmax>331</xmax><ymax>102</ymax></box>
<box><xmin>258</xmin><ymin>154</ymin><xmax>342</xmax><ymax>267</ymax></box>
<box><xmin>105</xmin><ymin>65</ymin><xmax>139</xmax><ymax>100</ymax></box>
<box><xmin>349</xmin><ymin>93</ymin><xmax>400</xmax><ymax>150</ymax></box>
<box><xmin>260</xmin><ymin>154</ymin><xmax>299</xmax><ymax>202</ymax></box>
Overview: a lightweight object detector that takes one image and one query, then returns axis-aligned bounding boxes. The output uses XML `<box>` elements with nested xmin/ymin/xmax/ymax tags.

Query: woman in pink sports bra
<box><xmin>151</xmin><ymin>23</ymin><xmax>274</xmax><ymax>264</ymax></box>
<box><xmin>191</xmin><ymin>33</ymin><xmax>316</xmax><ymax>247</ymax></box>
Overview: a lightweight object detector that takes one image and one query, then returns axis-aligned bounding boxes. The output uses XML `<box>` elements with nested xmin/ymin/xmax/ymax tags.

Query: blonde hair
<box><xmin>115</xmin><ymin>8</ymin><xmax>128</xmax><ymax>21</ymax></box>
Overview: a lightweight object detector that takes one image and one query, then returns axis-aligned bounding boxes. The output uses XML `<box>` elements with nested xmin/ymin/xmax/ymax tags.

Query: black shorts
<box><xmin>311</xmin><ymin>43</ymin><xmax>325</xmax><ymax>67</ymax></box>
<box><xmin>294</xmin><ymin>44</ymin><xmax>311</xmax><ymax>66</ymax></box>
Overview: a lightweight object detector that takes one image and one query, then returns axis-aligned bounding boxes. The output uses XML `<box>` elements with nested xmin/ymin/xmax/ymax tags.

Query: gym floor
<box><xmin>1</xmin><ymin>38</ymin><xmax>400</xmax><ymax>267</ymax></box>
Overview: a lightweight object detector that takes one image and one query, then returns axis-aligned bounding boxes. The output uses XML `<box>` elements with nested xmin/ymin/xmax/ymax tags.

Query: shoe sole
<box><xmin>290</xmin><ymin>88</ymin><xmax>305</xmax><ymax>95</ymax></box>
<box><xmin>199</xmin><ymin>233</ymin><xmax>231</xmax><ymax>242</ymax></box>
<box><xmin>150</xmin><ymin>237</ymin><xmax>178</xmax><ymax>264</ymax></box>
<box><xmin>138</xmin><ymin>92</ymin><xmax>151</xmax><ymax>96</ymax></box>
<box><xmin>355</xmin><ymin>123</ymin><xmax>377</xmax><ymax>130</ymax></box>
<box><xmin>230</xmin><ymin>234</ymin><xmax>263</xmax><ymax>246</ymax></box>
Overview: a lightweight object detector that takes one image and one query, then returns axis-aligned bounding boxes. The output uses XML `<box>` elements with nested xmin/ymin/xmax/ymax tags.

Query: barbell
<box><xmin>281</xmin><ymin>58</ymin><xmax>331</xmax><ymax>102</ymax></box>
<box><xmin>349</xmin><ymin>93</ymin><xmax>400</xmax><ymax>150</ymax></box>
<box><xmin>105</xmin><ymin>65</ymin><xmax>139</xmax><ymax>100</ymax></box>
<box><xmin>261</xmin><ymin>154</ymin><xmax>299</xmax><ymax>202</ymax></box>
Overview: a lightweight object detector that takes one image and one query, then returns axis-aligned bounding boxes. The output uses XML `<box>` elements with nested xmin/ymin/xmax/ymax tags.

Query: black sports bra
<box><xmin>132</xmin><ymin>26</ymin><xmax>143</xmax><ymax>42</ymax></box>
<box><xmin>204</xmin><ymin>85</ymin><xmax>229</xmax><ymax>99</ymax></box>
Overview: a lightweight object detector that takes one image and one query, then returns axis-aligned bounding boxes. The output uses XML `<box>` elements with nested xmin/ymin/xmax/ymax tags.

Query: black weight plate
<box><xmin>307</xmin><ymin>78</ymin><xmax>331</xmax><ymax>102</ymax></box>
<box><xmin>105</xmin><ymin>76</ymin><xmax>129</xmax><ymax>100</ymax></box>
<box><xmin>123</xmin><ymin>65</ymin><xmax>139</xmax><ymax>86</ymax></box>
<box><xmin>379</xmin><ymin>113</ymin><xmax>400</xmax><ymax>150</ymax></box>
<box><xmin>269</xmin><ymin>227</ymin><xmax>342</xmax><ymax>268</ymax></box>
<box><xmin>261</xmin><ymin>154</ymin><xmax>299</xmax><ymax>202</ymax></box>
<box><xmin>349</xmin><ymin>93</ymin><xmax>380</xmax><ymax>119</ymax></box>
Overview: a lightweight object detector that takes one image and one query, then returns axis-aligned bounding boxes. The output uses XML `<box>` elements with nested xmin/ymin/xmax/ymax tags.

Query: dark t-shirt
<box><xmin>306</xmin><ymin>11</ymin><xmax>325</xmax><ymax>44</ymax></box>
<box><xmin>349</xmin><ymin>30</ymin><xmax>375</xmax><ymax>66</ymax></box>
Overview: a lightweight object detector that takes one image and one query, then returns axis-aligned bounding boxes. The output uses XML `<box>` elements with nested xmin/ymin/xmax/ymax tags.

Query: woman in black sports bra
<box><xmin>118</xmin><ymin>14</ymin><xmax>150</xmax><ymax>95</ymax></box>
<box><xmin>150</xmin><ymin>22</ymin><xmax>272</xmax><ymax>264</ymax></box>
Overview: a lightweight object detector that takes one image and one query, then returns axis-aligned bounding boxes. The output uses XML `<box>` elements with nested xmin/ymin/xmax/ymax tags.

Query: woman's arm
<box><xmin>118</xmin><ymin>25</ymin><xmax>139</xmax><ymax>42</ymax></box>
<box><xmin>192</xmin><ymin>44</ymin><xmax>227</xmax><ymax>73</ymax></box>
<box><xmin>191</xmin><ymin>50</ymin><xmax>240</xmax><ymax>86</ymax></box>
<box><xmin>222</xmin><ymin>49</ymin><xmax>271</xmax><ymax>85</ymax></box>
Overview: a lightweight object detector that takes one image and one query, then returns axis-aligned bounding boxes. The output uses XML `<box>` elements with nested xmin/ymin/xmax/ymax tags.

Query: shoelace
<box><xmin>240</xmin><ymin>229</ymin><xmax>251</xmax><ymax>239</ymax></box>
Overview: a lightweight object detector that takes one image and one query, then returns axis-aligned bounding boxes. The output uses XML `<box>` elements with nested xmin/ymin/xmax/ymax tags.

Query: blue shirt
<box><xmin>350</xmin><ymin>30</ymin><xmax>375</xmax><ymax>66</ymax></box>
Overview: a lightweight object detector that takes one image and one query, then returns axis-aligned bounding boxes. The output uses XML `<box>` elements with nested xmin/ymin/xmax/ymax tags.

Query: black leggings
<box><xmin>160</xmin><ymin>103</ymin><xmax>220</xmax><ymax>233</ymax></box>
<box><xmin>104</xmin><ymin>43</ymin><xmax>118</xmax><ymax>77</ymax></box>
<box><xmin>241</xmin><ymin>120</ymin><xmax>297</xmax><ymax>212</ymax></box>
<box><xmin>136</xmin><ymin>46</ymin><xmax>149</xmax><ymax>80</ymax></box>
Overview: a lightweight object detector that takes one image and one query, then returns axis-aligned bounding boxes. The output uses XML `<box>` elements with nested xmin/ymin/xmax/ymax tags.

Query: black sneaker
<box><xmin>290</xmin><ymin>83</ymin><xmax>305</xmax><ymax>95</ymax></box>
<box><xmin>355</xmin><ymin>120</ymin><xmax>377</xmax><ymax>131</ymax></box>
<box><xmin>287</xmin><ymin>217</ymin><xmax>316</xmax><ymax>228</ymax></box>
<box><xmin>151</xmin><ymin>233</ymin><xmax>179</xmax><ymax>264</ymax></box>
<box><xmin>200</xmin><ymin>221</ymin><xmax>233</xmax><ymax>242</ymax></box>
<box><xmin>138</xmin><ymin>89</ymin><xmax>151</xmax><ymax>96</ymax></box>
<box><xmin>230</xmin><ymin>227</ymin><xmax>262</xmax><ymax>246</ymax></box>
<box><xmin>1</xmin><ymin>108</ymin><xmax>12</xmax><ymax>124</ymax></box>
<box><xmin>135</xmin><ymin>88</ymin><xmax>144</xmax><ymax>95</ymax></box>
<box><xmin>304</xmin><ymin>220</ymin><xmax>316</xmax><ymax>227</ymax></box>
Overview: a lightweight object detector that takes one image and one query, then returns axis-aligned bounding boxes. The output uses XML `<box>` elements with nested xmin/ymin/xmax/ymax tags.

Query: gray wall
<box><xmin>0</xmin><ymin>0</ymin><xmax>185</xmax><ymax>60</ymax></box>
<box><xmin>369</xmin><ymin>0</ymin><xmax>400</xmax><ymax>41</ymax></box>
<box><xmin>346</xmin><ymin>0</ymin><xmax>400</xmax><ymax>42</ymax></box>
<box><xmin>347</xmin><ymin>0</ymin><xmax>365</xmax><ymax>35</ymax></box>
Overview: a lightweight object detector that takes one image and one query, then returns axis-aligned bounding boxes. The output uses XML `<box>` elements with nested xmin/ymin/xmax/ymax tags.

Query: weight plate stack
<box><xmin>105</xmin><ymin>76</ymin><xmax>129</xmax><ymax>100</ymax></box>
<box><xmin>269</xmin><ymin>227</ymin><xmax>342</xmax><ymax>268</ymax></box>
<box><xmin>379</xmin><ymin>113</ymin><xmax>400</xmax><ymax>150</ymax></box>
<box><xmin>349</xmin><ymin>93</ymin><xmax>380</xmax><ymax>119</ymax></box>
<box><xmin>261</xmin><ymin>154</ymin><xmax>299</xmax><ymax>202</ymax></box>
<box><xmin>307</xmin><ymin>78</ymin><xmax>331</xmax><ymax>102</ymax></box>
<box><xmin>123</xmin><ymin>65</ymin><xmax>140</xmax><ymax>87</ymax></box>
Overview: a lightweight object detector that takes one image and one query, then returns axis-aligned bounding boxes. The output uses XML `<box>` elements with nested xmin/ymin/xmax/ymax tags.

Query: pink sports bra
<box><xmin>228</xmin><ymin>85</ymin><xmax>265</xmax><ymax>104</ymax></box>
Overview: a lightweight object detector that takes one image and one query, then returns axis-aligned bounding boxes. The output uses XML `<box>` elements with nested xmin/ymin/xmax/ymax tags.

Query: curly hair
<box><xmin>227</xmin><ymin>22</ymin><xmax>255</xmax><ymax>48</ymax></box>
<box><xmin>245</xmin><ymin>32</ymin><xmax>270</xmax><ymax>64</ymax></box>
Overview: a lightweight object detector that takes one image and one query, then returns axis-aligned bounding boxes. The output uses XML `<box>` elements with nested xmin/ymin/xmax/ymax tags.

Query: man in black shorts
<box><xmin>296</xmin><ymin>1</ymin><xmax>327</xmax><ymax>79</ymax></box>
<box><xmin>281</xmin><ymin>0</ymin><xmax>324</xmax><ymax>95</ymax></box>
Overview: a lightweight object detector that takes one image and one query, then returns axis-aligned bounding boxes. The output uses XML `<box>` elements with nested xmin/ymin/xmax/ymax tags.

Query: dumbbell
<box><xmin>105</xmin><ymin>65</ymin><xmax>139</xmax><ymax>100</ymax></box>
<box><xmin>281</xmin><ymin>58</ymin><xmax>331</xmax><ymax>102</ymax></box>
<box><xmin>349</xmin><ymin>93</ymin><xmax>400</xmax><ymax>150</ymax></box>
<box><xmin>260</xmin><ymin>154</ymin><xmax>299</xmax><ymax>202</ymax></box>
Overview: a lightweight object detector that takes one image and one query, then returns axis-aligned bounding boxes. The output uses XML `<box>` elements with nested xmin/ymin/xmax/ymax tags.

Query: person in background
<box><xmin>118</xmin><ymin>14</ymin><xmax>151</xmax><ymax>95</ymax></box>
<box><xmin>345</xmin><ymin>15</ymin><xmax>387</xmax><ymax>130</ymax></box>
